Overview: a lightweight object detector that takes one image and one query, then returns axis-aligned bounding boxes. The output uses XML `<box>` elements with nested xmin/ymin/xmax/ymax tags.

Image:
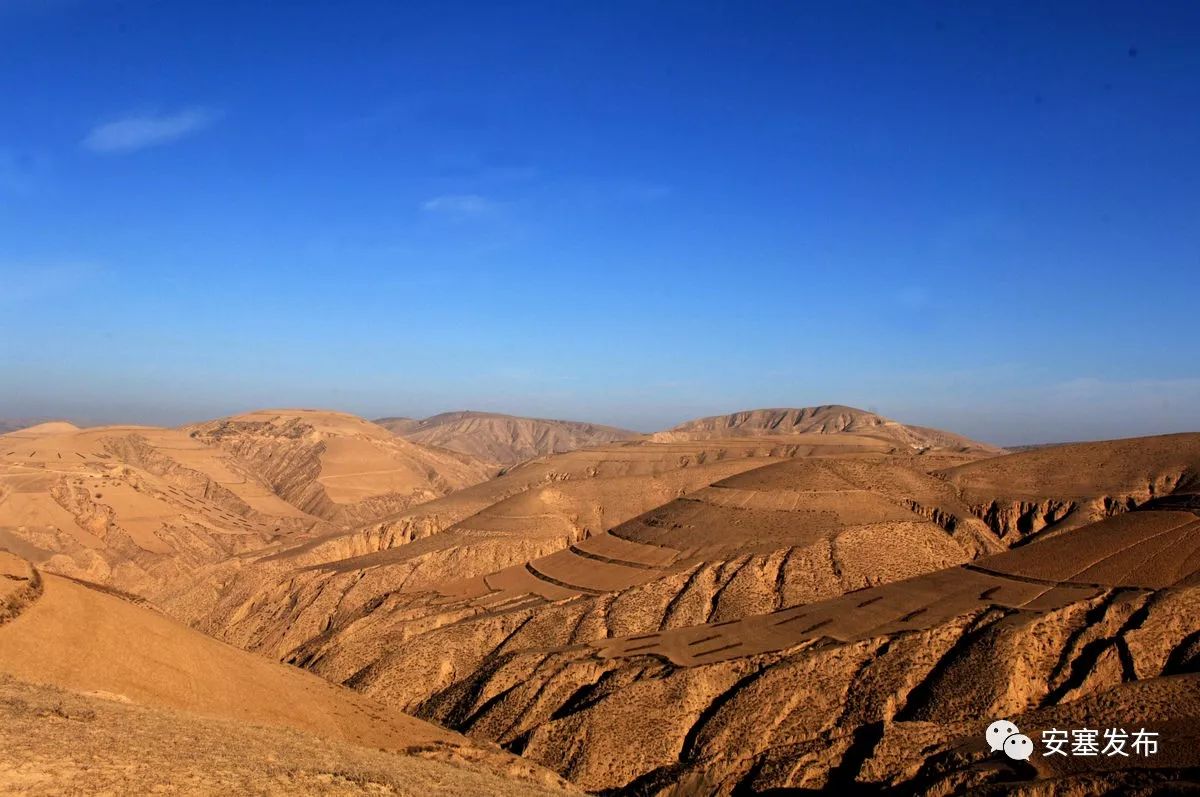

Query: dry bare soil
<box><xmin>376</xmin><ymin>410</ymin><xmax>639</xmax><ymax>468</ymax></box>
<box><xmin>2</xmin><ymin>405</ymin><xmax>1198</xmax><ymax>794</ymax></box>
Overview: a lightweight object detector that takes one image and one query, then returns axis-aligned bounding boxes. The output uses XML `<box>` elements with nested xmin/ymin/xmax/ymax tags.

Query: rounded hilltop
<box><xmin>374</xmin><ymin>410</ymin><xmax>639</xmax><ymax>467</ymax></box>
<box><xmin>651</xmin><ymin>404</ymin><xmax>1002</xmax><ymax>452</ymax></box>
<box><xmin>202</xmin><ymin>408</ymin><xmax>399</xmax><ymax>440</ymax></box>
<box><xmin>0</xmin><ymin>420</ymin><xmax>81</xmax><ymax>438</ymax></box>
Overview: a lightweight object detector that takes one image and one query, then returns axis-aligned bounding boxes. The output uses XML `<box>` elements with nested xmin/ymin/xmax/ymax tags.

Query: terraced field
<box><xmin>6</xmin><ymin>410</ymin><xmax>1198</xmax><ymax>794</ymax></box>
<box><xmin>178</xmin><ymin>431</ymin><xmax>1198</xmax><ymax>794</ymax></box>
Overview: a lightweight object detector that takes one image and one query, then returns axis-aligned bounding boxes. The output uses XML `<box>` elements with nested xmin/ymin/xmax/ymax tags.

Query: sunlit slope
<box><xmin>289</xmin><ymin>454</ymin><xmax>1002</xmax><ymax>711</ymax></box>
<box><xmin>388</xmin><ymin>410</ymin><xmax>639</xmax><ymax>467</ymax></box>
<box><xmin>0</xmin><ymin>556</ymin><xmax>577</xmax><ymax>795</ymax></box>
<box><xmin>0</xmin><ymin>675</ymin><xmax>578</xmax><ymax>796</ymax></box>
<box><xmin>0</xmin><ymin>422</ymin><xmax>325</xmax><ymax>597</ymax></box>
<box><xmin>940</xmin><ymin>431</ymin><xmax>1200</xmax><ymax>540</ymax></box>
<box><xmin>0</xmin><ymin>568</ymin><xmax>455</xmax><ymax>749</ymax></box>
<box><xmin>186</xmin><ymin>409</ymin><xmax>494</xmax><ymax>525</ymax></box>
<box><xmin>171</xmin><ymin>432</ymin><xmax>934</xmax><ymax>657</ymax></box>
<box><xmin>200</xmin><ymin>432</ymin><xmax>1198</xmax><ymax>794</ymax></box>
<box><xmin>654</xmin><ymin>404</ymin><xmax>1002</xmax><ymax>453</ymax></box>
<box><xmin>403</xmin><ymin>499</ymin><xmax>1200</xmax><ymax>792</ymax></box>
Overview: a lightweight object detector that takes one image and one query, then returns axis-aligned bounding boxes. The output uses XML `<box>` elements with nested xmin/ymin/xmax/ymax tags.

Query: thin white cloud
<box><xmin>83</xmin><ymin>107</ymin><xmax>220</xmax><ymax>154</ymax></box>
<box><xmin>420</xmin><ymin>194</ymin><xmax>494</xmax><ymax>214</ymax></box>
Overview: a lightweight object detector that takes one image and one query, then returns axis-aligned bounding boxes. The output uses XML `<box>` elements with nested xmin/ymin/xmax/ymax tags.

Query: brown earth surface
<box><xmin>0</xmin><ymin>420</ymin><xmax>62</xmax><ymax>437</ymax></box>
<box><xmin>652</xmin><ymin>405</ymin><xmax>1003</xmax><ymax>454</ymax></box>
<box><xmin>0</xmin><ymin>675</ymin><xmax>579</xmax><ymax>796</ymax></box>
<box><xmin>3</xmin><ymin>407</ymin><xmax>1198</xmax><ymax>794</ymax></box>
<box><xmin>0</xmin><ymin>410</ymin><xmax>493</xmax><ymax>600</ymax></box>
<box><xmin>0</xmin><ymin>554</ymin><xmax>577</xmax><ymax>795</ymax></box>
<box><xmin>172</xmin><ymin>429</ymin><xmax>1196</xmax><ymax>794</ymax></box>
<box><xmin>185</xmin><ymin>409</ymin><xmax>494</xmax><ymax>523</ymax></box>
<box><xmin>376</xmin><ymin>410</ymin><xmax>639</xmax><ymax>468</ymax></box>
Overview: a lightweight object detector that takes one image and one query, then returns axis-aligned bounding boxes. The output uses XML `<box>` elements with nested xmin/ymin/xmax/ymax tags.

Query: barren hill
<box><xmin>168</xmin><ymin>434</ymin><xmax>889</xmax><ymax>653</ymax></box>
<box><xmin>377</xmin><ymin>411</ymin><xmax>639</xmax><ymax>467</ymax></box>
<box><xmin>0</xmin><ymin>410</ymin><xmax>492</xmax><ymax>600</ymax></box>
<box><xmin>374</xmin><ymin>416</ymin><xmax>421</xmax><ymax>435</ymax></box>
<box><xmin>176</xmin><ymin>430</ymin><xmax>1199</xmax><ymax>794</ymax></box>
<box><xmin>0</xmin><ymin>675</ymin><xmax>578</xmax><ymax>796</ymax></box>
<box><xmin>0</xmin><ymin>421</ymin><xmax>325</xmax><ymax>598</ymax></box>
<box><xmin>939</xmin><ymin>431</ymin><xmax>1200</xmax><ymax>540</ymax></box>
<box><xmin>7</xmin><ymin>405</ymin><xmax>1198</xmax><ymax>794</ymax></box>
<box><xmin>0</xmin><ymin>550</ymin><xmax>575</xmax><ymax>795</ymax></box>
<box><xmin>0</xmin><ymin>419</ymin><xmax>74</xmax><ymax>436</ymax></box>
<box><xmin>184</xmin><ymin>409</ymin><xmax>494</xmax><ymax>525</ymax></box>
<box><xmin>654</xmin><ymin>404</ymin><xmax>1002</xmax><ymax>452</ymax></box>
<box><xmin>411</xmin><ymin>500</ymin><xmax>1200</xmax><ymax>793</ymax></box>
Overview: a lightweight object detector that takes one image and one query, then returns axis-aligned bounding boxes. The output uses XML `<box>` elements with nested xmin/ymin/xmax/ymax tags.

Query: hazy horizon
<box><xmin>3</xmin><ymin>1</ymin><xmax>1198</xmax><ymax>446</ymax></box>
<box><xmin>3</xmin><ymin>395</ymin><xmax>1199</xmax><ymax>448</ymax></box>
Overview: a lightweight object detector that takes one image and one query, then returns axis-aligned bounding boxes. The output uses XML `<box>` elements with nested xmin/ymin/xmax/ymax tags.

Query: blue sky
<box><xmin>1</xmin><ymin>1</ymin><xmax>1198</xmax><ymax>443</ymax></box>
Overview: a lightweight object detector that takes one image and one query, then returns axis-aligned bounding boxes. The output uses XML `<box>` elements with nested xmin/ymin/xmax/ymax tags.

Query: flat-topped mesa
<box><xmin>651</xmin><ymin>404</ymin><xmax>1002</xmax><ymax>453</ymax></box>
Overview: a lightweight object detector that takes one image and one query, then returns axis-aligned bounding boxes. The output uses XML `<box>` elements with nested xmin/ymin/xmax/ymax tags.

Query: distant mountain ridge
<box><xmin>651</xmin><ymin>404</ymin><xmax>1002</xmax><ymax>452</ymax></box>
<box><xmin>375</xmin><ymin>411</ymin><xmax>638</xmax><ymax>467</ymax></box>
<box><xmin>185</xmin><ymin>409</ymin><xmax>494</xmax><ymax>524</ymax></box>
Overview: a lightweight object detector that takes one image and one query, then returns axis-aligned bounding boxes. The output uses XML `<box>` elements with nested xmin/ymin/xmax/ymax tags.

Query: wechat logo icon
<box><xmin>986</xmin><ymin>719</ymin><xmax>1033</xmax><ymax>761</ymax></box>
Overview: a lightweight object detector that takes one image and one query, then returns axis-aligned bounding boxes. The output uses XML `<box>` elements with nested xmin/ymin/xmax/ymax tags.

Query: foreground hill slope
<box><xmin>654</xmin><ymin>405</ymin><xmax>1002</xmax><ymax>453</ymax></box>
<box><xmin>378</xmin><ymin>411</ymin><xmax>639</xmax><ymax>468</ymax></box>
<box><xmin>0</xmin><ymin>550</ymin><xmax>575</xmax><ymax>795</ymax></box>
<box><xmin>0</xmin><ymin>675</ymin><xmax>577</xmax><ymax>796</ymax></box>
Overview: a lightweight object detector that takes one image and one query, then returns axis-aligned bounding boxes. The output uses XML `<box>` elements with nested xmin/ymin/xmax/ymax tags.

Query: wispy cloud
<box><xmin>420</xmin><ymin>194</ymin><xmax>495</xmax><ymax>214</ymax></box>
<box><xmin>82</xmin><ymin>107</ymin><xmax>220</xmax><ymax>154</ymax></box>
